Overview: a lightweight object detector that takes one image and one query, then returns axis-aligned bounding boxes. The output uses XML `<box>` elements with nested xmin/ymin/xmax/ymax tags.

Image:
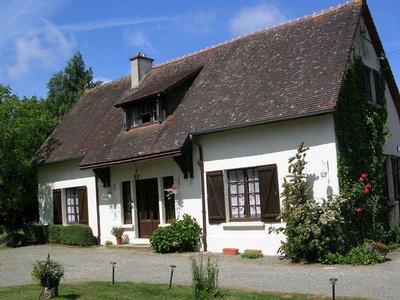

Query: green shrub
<box><xmin>240</xmin><ymin>252</ymin><xmax>263</xmax><ymax>259</ymax></box>
<box><xmin>23</xmin><ymin>224</ymin><xmax>48</xmax><ymax>244</ymax></box>
<box><xmin>150</xmin><ymin>214</ymin><xmax>202</xmax><ymax>253</ymax></box>
<box><xmin>191</xmin><ymin>253</ymin><xmax>220</xmax><ymax>299</ymax></box>
<box><xmin>47</xmin><ymin>224</ymin><xmax>96</xmax><ymax>246</ymax></box>
<box><xmin>62</xmin><ymin>224</ymin><xmax>97</xmax><ymax>246</ymax></box>
<box><xmin>47</xmin><ymin>225</ymin><xmax>65</xmax><ymax>244</ymax></box>
<box><xmin>150</xmin><ymin>226</ymin><xmax>175</xmax><ymax>253</ymax></box>
<box><xmin>323</xmin><ymin>241</ymin><xmax>386</xmax><ymax>265</ymax></box>
<box><xmin>105</xmin><ymin>240</ymin><xmax>113</xmax><ymax>247</ymax></box>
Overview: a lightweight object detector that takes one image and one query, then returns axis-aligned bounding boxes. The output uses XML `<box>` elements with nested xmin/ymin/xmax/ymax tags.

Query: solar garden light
<box><xmin>329</xmin><ymin>277</ymin><xmax>338</xmax><ymax>300</ymax></box>
<box><xmin>110</xmin><ymin>262</ymin><xmax>117</xmax><ymax>284</ymax></box>
<box><xmin>169</xmin><ymin>265</ymin><xmax>176</xmax><ymax>289</ymax></box>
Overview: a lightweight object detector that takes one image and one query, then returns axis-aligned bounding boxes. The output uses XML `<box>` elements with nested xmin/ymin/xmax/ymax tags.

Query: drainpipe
<box><xmin>190</xmin><ymin>134</ymin><xmax>207</xmax><ymax>252</ymax></box>
<box><xmin>94</xmin><ymin>174</ymin><xmax>102</xmax><ymax>245</ymax></box>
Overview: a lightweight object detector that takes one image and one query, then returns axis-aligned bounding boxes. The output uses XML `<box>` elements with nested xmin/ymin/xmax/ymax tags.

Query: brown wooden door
<box><xmin>136</xmin><ymin>178</ymin><xmax>160</xmax><ymax>237</ymax></box>
<box><xmin>52</xmin><ymin>189</ymin><xmax>62</xmax><ymax>224</ymax></box>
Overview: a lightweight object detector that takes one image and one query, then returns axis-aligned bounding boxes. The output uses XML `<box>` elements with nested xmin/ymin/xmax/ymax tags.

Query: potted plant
<box><xmin>111</xmin><ymin>226</ymin><xmax>124</xmax><ymax>245</ymax></box>
<box><xmin>31</xmin><ymin>253</ymin><xmax>64</xmax><ymax>296</ymax></box>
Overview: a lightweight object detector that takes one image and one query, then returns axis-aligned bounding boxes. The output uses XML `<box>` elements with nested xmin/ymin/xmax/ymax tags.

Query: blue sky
<box><xmin>1</xmin><ymin>0</ymin><xmax>399</xmax><ymax>99</ymax></box>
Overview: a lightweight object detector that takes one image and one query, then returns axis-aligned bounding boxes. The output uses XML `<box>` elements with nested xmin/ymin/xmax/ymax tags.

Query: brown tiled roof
<box><xmin>35</xmin><ymin>1</ymin><xmax>397</xmax><ymax>169</ymax></box>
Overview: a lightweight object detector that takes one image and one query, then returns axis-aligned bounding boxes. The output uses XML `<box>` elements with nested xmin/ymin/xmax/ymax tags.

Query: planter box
<box><xmin>244</xmin><ymin>249</ymin><xmax>262</xmax><ymax>254</ymax></box>
<box><xmin>223</xmin><ymin>248</ymin><xmax>239</xmax><ymax>255</ymax></box>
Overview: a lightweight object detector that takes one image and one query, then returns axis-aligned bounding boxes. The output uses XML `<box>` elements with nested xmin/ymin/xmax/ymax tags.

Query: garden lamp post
<box><xmin>329</xmin><ymin>277</ymin><xmax>338</xmax><ymax>300</ymax></box>
<box><xmin>169</xmin><ymin>265</ymin><xmax>176</xmax><ymax>289</ymax></box>
<box><xmin>111</xmin><ymin>262</ymin><xmax>117</xmax><ymax>284</ymax></box>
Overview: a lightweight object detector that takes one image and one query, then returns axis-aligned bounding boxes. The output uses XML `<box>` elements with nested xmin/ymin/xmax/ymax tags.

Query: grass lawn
<box><xmin>0</xmin><ymin>282</ymin><xmax>366</xmax><ymax>300</ymax></box>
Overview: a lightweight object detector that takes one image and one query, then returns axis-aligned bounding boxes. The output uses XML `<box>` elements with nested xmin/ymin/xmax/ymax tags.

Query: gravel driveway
<box><xmin>1</xmin><ymin>244</ymin><xmax>400</xmax><ymax>299</ymax></box>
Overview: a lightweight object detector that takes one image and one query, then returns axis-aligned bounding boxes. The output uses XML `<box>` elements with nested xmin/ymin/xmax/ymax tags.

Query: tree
<box><xmin>0</xmin><ymin>85</ymin><xmax>56</xmax><ymax>230</ymax></box>
<box><xmin>45</xmin><ymin>51</ymin><xmax>101</xmax><ymax>121</ymax></box>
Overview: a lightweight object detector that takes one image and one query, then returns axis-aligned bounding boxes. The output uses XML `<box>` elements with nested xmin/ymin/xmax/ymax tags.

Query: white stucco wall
<box><xmin>197</xmin><ymin>114</ymin><xmax>338</xmax><ymax>255</ymax></box>
<box><xmin>100</xmin><ymin>158</ymin><xmax>202</xmax><ymax>244</ymax></box>
<box><xmin>37</xmin><ymin>159</ymin><xmax>98</xmax><ymax>237</ymax></box>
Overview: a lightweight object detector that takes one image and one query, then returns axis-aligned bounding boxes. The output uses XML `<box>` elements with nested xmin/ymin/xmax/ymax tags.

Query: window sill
<box><xmin>223</xmin><ymin>222</ymin><xmax>265</xmax><ymax>231</ymax></box>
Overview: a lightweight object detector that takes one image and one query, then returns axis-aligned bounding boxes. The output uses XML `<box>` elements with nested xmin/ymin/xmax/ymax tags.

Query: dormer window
<box><xmin>124</xmin><ymin>100</ymin><xmax>160</xmax><ymax>130</ymax></box>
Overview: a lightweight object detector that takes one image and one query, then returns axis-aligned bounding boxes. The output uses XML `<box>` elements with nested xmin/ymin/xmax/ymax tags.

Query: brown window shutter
<box><xmin>258</xmin><ymin>165</ymin><xmax>280</xmax><ymax>221</ymax></box>
<box><xmin>77</xmin><ymin>187</ymin><xmax>89</xmax><ymax>224</ymax></box>
<box><xmin>52</xmin><ymin>189</ymin><xmax>62</xmax><ymax>224</ymax></box>
<box><xmin>206</xmin><ymin>171</ymin><xmax>226</xmax><ymax>224</ymax></box>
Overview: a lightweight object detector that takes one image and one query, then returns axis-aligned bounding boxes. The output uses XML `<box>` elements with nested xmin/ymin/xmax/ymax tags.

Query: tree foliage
<box><xmin>273</xmin><ymin>143</ymin><xmax>344</xmax><ymax>262</ymax></box>
<box><xmin>45</xmin><ymin>51</ymin><xmax>101</xmax><ymax>121</ymax></box>
<box><xmin>0</xmin><ymin>85</ymin><xmax>56</xmax><ymax>230</ymax></box>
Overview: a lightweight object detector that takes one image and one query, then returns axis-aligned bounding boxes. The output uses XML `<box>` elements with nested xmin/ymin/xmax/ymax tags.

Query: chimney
<box><xmin>129</xmin><ymin>51</ymin><xmax>154</xmax><ymax>89</ymax></box>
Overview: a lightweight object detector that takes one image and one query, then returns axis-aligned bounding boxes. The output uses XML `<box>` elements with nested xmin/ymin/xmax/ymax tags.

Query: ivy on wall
<box><xmin>334</xmin><ymin>57</ymin><xmax>389</xmax><ymax>243</ymax></box>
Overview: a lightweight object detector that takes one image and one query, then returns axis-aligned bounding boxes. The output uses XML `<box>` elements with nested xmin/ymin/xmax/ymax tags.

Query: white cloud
<box><xmin>59</xmin><ymin>16</ymin><xmax>181</xmax><ymax>32</ymax></box>
<box><xmin>0</xmin><ymin>0</ymin><xmax>72</xmax><ymax>80</ymax></box>
<box><xmin>7</xmin><ymin>20</ymin><xmax>74</xmax><ymax>79</ymax></box>
<box><xmin>229</xmin><ymin>2</ymin><xmax>287</xmax><ymax>36</ymax></box>
<box><xmin>124</xmin><ymin>30</ymin><xmax>156</xmax><ymax>53</ymax></box>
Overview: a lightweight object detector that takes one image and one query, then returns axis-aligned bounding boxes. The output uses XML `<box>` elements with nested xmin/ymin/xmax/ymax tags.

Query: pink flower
<box><xmin>363</xmin><ymin>189</ymin><xmax>369</xmax><ymax>195</ymax></box>
<box><xmin>359</xmin><ymin>177</ymin><xmax>364</xmax><ymax>182</ymax></box>
<box><xmin>361</xmin><ymin>173</ymin><xmax>367</xmax><ymax>179</ymax></box>
<box><xmin>357</xmin><ymin>207</ymin><xmax>363</xmax><ymax>214</ymax></box>
<box><xmin>365</xmin><ymin>183</ymin><xmax>372</xmax><ymax>190</ymax></box>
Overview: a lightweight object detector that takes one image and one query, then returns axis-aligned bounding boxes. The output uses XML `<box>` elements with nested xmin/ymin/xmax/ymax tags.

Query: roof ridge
<box><xmin>154</xmin><ymin>0</ymin><xmax>358</xmax><ymax>69</ymax></box>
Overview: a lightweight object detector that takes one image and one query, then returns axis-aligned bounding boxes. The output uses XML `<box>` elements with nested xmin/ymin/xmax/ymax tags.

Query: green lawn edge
<box><xmin>0</xmin><ymin>281</ymin><xmax>368</xmax><ymax>300</ymax></box>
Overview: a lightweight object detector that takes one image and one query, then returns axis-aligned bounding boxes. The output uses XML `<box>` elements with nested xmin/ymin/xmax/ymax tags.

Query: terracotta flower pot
<box><xmin>116</xmin><ymin>237</ymin><xmax>123</xmax><ymax>245</ymax></box>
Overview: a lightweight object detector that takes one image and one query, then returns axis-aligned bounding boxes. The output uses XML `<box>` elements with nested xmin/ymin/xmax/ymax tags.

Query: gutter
<box><xmin>94</xmin><ymin>173</ymin><xmax>102</xmax><ymax>244</ymax></box>
<box><xmin>79</xmin><ymin>149</ymin><xmax>182</xmax><ymax>170</ymax></box>
<box><xmin>190</xmin><ymin>134</ymin><xmax>207</xmax><ymax>252</ymax></box>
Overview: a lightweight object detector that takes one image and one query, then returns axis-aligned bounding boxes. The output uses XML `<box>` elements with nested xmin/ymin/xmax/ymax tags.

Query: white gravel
<box><xmin>1</xmin><ymin>244</ymin><xmax>400</xmax><ymax>299</ymax></box>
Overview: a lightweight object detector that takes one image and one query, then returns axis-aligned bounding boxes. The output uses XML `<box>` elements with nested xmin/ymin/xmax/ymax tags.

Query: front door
<box><xmin>136</xmin><ymin>178</ymin><xmax>160</xmax><ymax>238</ymax></box>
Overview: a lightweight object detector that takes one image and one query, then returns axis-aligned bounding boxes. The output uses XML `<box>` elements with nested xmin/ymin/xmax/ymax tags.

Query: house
<box><xmin>35</xmin><ymin>0</ymin><xmax>400</xmax><ymax>255</ymax></box>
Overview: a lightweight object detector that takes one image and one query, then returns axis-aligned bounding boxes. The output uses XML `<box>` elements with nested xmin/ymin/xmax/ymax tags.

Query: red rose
<box><xmin>357</xmin><ymin>207</ymin><xmax>363</xmax><ymax>214</ymax></box>
<box><xmin>363</xmin><ymin>189</ymin><xmax>369</xmax><ymax>195</ymax></box>
<box><xmin>365</xmin><ymin>183</ymin><xmax>372</xmax><ymax>190</ymax></box>
<box><xmin>361</xmin><ymin>173</ymin><xmax>367</xmax><ymax>178</ymax></box>
<box><xmin>359</xmin><ymin>177</ymin><xmax>364</xmax><ymax>182</ymax></box>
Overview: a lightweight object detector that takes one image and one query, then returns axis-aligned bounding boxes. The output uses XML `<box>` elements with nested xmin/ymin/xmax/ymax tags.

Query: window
<box><xmin>206</xmin><ymin>164</ymin><xmax>280</xmax><ymax>223</ymax></box>
<box><xmin>122</xmin><ymin>181</ymin><xmax>132</xmax><ymax>224</ymax></box>
<box><xmin>362</xmin><ymin>65</ymin><xmax>382</xmax><ymax>105</ymax></box>
<box><xmin>163</xmin><ymin>176</ymin><xmax>176</xmax><ymax>223</ymax></box>
<box><xmin>125</xmin><ymin>100</ymin><xmax>159</xmax><ymax>129</ymax></box>
<box><xmin>228</xmin><ymin>168</ymin><xmax>261</xmax><ymax>219</ymax></box>
<box><xmin>65</xmin><ymin>187</ymin><xmax>88</xmax><ymax>224</ymax></box>
<box><xmin>53</xmin><ymin>189</ymin><xmax>62</xmax><ymax>224</ymax></box>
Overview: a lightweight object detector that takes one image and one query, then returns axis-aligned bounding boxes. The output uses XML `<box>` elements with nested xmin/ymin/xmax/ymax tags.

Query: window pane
<box><xmin>229</xmin><ymin>171</ymin><xmax>236</xmax><ymax>182</ymax></box>
<box><xmin>232</xmin><ymin>207</ymin><xmax>238</xmax><ymax>218</ymax></box>
<box><xmin>238</xmin><ymin>207</ymin><xmax>245</xmax><ymax>217</ymax></box>
<box><xmin>230</xmin><ymin>183</ymin><xmax>236</xmax><ymax>194</ymax></box>
<box><xmin>256</xmin><ymin>206</ymin><xmax>261</xmax><ymax>215</ymax></box>
<box><xmin>250</xmin><ymin>206</ymin><xmax>256</xmax><ymax>216</ymax></box>
<box><xmin>238</xmin><ymin>182</ymin><xmax>244</xmax><ymax>193</ymax></box>
<box><xmin>249</xmin><ymin>194</ymin><xmax>255</xmax><ymax>205</ymax></box>
<box><xmin>255</xmin><ymin>194</ymin><xmax>260</xmax><ymax>205</ymax></box>
<box><xmin>249</xmin><ymin>182</ymin><xmax>254</xmax><ymax>193</ymax></box>
<box><xmin>238</xmin><ymin>195</ymin><xmax>245</xmax><ymax>206</ymax></box>
<box><xmin>231</xmin><ymin>195</ymin><xmax>237</xmax><ymax>206</ymax></box>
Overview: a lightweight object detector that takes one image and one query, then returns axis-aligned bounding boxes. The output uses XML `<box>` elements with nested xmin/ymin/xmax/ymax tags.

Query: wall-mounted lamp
<box><xmin>133</xmin><ymin>165</ymin><xmax>140</xmax><ymax>181</ymax></box>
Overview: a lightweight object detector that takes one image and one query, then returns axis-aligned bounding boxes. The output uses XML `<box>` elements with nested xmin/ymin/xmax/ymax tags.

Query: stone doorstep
<box><xmin>108</xmin><ymin>243</ymin><xmax>151</xmax><ymax>251</ymax></box>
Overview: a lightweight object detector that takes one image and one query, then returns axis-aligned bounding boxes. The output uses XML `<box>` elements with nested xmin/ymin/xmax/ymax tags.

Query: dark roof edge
<box><xmin>36</xmin><ymin>156</ymin><xmax>85</xmax><ymax>168</ymax></box>
<box><xmin>79</xmin><ymin>149</ymin><xmax>182</xmax><ymax>170</ymax></box>
<box><xmin>190</xmin><ymin>108</ymin><xmax>336</xmax><ymax>138</ymax></box>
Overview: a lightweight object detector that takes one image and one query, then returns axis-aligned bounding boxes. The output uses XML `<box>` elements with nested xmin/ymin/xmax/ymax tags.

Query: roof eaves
<box><xmin>79</xmin><ymin>149</ymin><xmax>182</xmax><ymax>170</ymax></box>
<box><xmin>190</xmin><ymin>108</ymin><xmax>336</xmax><ymax>138</ymax></box>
